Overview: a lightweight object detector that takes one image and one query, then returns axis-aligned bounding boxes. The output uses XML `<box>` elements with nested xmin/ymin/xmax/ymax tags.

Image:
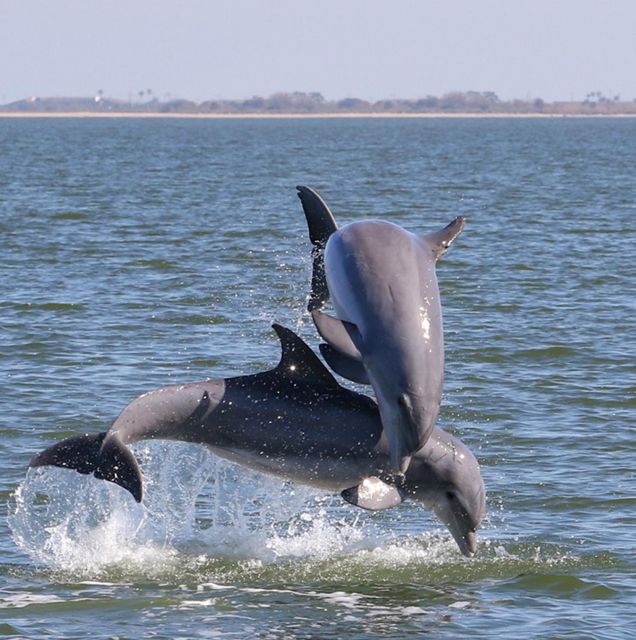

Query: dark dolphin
<box><xmin>30</xmin><ymin>325</ymin><xmax>485</xmax><ymax>556</ymax></box>
<box><xmin>297</xmin><ymin>186</ymin><xmax>464</xmax><ymax>477</ymax></box>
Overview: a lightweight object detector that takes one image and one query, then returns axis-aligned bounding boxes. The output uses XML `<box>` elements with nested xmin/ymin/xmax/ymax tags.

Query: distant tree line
<box><xmin>3</xmin><ymin>91</ymin><xmax>636</xmax><ymax>115</ymax></box>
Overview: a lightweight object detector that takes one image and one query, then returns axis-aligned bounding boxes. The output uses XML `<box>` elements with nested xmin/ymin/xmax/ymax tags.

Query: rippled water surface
<box><xmin>1</xmin><ymin>117</ymin><xmax>634</xmax><ymax>639</ymax></box>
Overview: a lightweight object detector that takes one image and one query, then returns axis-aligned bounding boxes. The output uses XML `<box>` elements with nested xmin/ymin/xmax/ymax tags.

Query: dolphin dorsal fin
<box><xmin>422</xmin><ymin>216</ymin><xmax>466</xmax><ymax>260</ymax></box>
<box><xmin>272</xmin><ymin>324</ymin><xmax>340</xmax><ymax>390</ymax></box>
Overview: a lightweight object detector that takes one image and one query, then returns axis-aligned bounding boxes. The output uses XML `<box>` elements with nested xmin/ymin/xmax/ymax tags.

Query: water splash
<box><xmin>8</xmin><ymin>441</ymin><xmax>583</xmax><ymax>583</ymax></box>
<box><xmin>8</xmin><ymin>441</ymin><xmax>377</xmax><ymax>577</ymax></box>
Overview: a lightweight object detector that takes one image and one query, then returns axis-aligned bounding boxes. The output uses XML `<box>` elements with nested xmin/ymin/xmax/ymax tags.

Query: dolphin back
<box><xmin>30</xmin><ymin>432</ymin><xmax>143</xmax><ymax>502</ymax></box>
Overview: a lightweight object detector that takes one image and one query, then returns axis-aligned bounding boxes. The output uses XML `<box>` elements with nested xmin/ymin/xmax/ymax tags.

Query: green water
<box><xmin>1</xmin><ymin>117</ymin><xmax>634</xmax><ymax>638</ymax></box>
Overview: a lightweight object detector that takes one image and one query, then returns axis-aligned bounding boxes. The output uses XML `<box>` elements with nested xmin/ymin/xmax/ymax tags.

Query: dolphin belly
<box><xmin>320</xmin><ymin>221</ymin><xmax>446</xmax><ymax>474</ymax></box>
<box><xmin>205</xmin><ymin>445</ymin><xmax>376</xmax><ymax>492</ymax></box>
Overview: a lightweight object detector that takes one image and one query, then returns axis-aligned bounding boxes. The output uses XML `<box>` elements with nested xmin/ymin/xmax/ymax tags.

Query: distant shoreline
<box><xmin>6</xmin><ymin>91</ymin><xmax>635</xmax><ymax>118</ymax></box>
<box><xmin>2</xmin><ymin>111</ymin><xmax>636</xmax><ymax>119</ymax></box>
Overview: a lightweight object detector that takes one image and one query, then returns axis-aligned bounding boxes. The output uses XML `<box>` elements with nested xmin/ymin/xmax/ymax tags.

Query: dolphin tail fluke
<box><xmin>422</xmin><ymin>216</ymin><xmax>466</xmax><ymax>259</ymax></box>
<box><xmin>296</xmin><ymin>186</ymin><xmax>338</xmax><ymax>311</ymax></box>
<box><xmin>94</xmin><ymin>437</ymin><xmax>143</xmax><ymax>503</ymax></box>
<box><xmin>341</xmin><ymin>477</ymin><xmax>404</xmax><ymax>511</ymax></box>
<box><xmin>29</xmin><ymin>433</ymin><xmax>143</xmax><ymax>503</ymax></box>
<box><xmin>296</xmin><ymin>186</ymin><xmax>338</xmax><ymax>245</ymax></box>
<box><xmin>30</xmin><ymin>433</ymin><xmax>107</xmax><ymax>474</ymax></box>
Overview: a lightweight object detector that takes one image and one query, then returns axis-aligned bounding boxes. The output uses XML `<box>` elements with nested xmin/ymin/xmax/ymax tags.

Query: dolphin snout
<box><xmin>447</xmin><ymin>521</ymin><xmax>478</xmax><ymax>558</ymax></box>
<box><xmin>393</xmin><ymin>393</ymin><xmax>422</xmax><ymax>474</ymax></box>
<box><xmin>397</xmin><ymin>394</ymin><xmax>421</xmax><ymax>442</ymax></box>
<box><xmin>457</xmin><ymin>529</ymin><xmax>477</xmax><ymax>558</ymax></box>
<box><xmin>432</xmin><ymin>494</ymin><xmax>480</xmax><ymax>558</ymax></box>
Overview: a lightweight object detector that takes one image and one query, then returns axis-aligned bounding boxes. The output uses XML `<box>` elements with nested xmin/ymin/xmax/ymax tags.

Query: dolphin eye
<box><xmin>446</xmin><ymin>491</ymin><xmax>455</xmax><ymax>501</ymax></box>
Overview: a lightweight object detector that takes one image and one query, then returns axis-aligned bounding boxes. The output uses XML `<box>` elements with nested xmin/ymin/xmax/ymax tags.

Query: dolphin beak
<box><xmin>433</xmin><ymin>499</ymin><xmax>479</xmax><ymax>558</ymax></box>
<box><xmin>445</xmin><ymin>519</ymin><xmax>477</xmax><ymax>557</ymax></box>
<box><xmin>456</xmin><ymin>529</ymin><xmax>477</xmax><ymax>558</ymax></box>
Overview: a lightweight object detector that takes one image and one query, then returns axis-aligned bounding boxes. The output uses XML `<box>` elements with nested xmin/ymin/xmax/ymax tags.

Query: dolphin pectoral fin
<box><xmin>297</xmin><ymin>186</ymin><xmax>338</xmax><ymax>311</ymax></box>
<box><xmin>29</xmin><ymin>433</ymin><xmax>143</xmax><ymax>503</ymax></box>
<box><xmin>422</xmin><ymin>216</ymin><xmax>466</xmax><ymax>259</ymax></box>
<box><xmin>341</xmin><ymin>477</ymin><xmax>404</xmax><ymax>511</ymax></box>
<box><xmin>311</xmin><ymin>310</ymin><xmax>363</xmax><ymax>360</ymax></box>
<box><xmin>319</xmin><ymin>343</ymin><xmax>370</xmax><ymax>385</ymax></box>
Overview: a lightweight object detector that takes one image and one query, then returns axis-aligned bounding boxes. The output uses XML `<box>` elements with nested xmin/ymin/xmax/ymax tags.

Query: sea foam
<box><xmin>9</xmin><ymin>441</ymin><xmax>374</xmax><ymax>577</ymax></box>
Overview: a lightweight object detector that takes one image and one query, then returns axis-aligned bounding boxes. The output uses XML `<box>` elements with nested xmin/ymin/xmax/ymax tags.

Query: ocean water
<box><xmin>0</xmin><ymin>116</ymin><xmax>634</xmax><ymax>639</ymax></box>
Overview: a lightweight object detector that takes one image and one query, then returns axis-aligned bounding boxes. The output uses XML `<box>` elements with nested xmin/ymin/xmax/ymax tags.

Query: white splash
<box><xmin>9</xmin><ymin>441</ymin><xmax>533</xmax><ymax>579</ymax></box>
<box><xmin>8</xmin><ymin>441</ymin><xmax>371</xmax><ymax>576</ymax></box>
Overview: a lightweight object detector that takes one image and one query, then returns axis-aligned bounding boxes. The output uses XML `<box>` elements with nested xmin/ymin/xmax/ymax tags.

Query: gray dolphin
<box><xmin>30</xmin><ymin>325</ymin><xmax>485</xmax><ymax>557</ymax></box>
<box><xmin>296</xmin><ymin>186</ymin><xmax>465</xmax><ymax>477</ymax></box>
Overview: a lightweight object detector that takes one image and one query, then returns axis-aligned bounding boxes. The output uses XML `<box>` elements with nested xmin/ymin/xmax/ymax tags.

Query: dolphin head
<box><xmin>405</xmin><ymin>430</ymin><xmax>486</xmax><ymax>557</ymax></box>
<box><xmin>430</xmin><ymin>479</ymin><xmax>485</xmax><ymax>557</ymax></box>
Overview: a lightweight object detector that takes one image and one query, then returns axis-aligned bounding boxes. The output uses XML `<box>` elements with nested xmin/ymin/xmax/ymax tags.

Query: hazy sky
<box><xmin>1</xmin><ymin>0</ymin><xmax>635</xmax><ymax>104</ymax></box>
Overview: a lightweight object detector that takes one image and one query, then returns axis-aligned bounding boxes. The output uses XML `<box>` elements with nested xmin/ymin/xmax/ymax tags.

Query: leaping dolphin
<box><xmin>297</xmin><ymin>186</ymin><xmax>465</xmax><ymax>478</ymax></box>
<box><xmin>30</xmin><ymin>325</ymin><xmax>485</xmax><ymax>557</ymax></box>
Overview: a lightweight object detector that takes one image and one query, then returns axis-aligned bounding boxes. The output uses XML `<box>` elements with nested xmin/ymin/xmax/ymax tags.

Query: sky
<box><xmin>1</xmin><ymin>0</ymin><xmax>635</xmax><ymax>105</ymax></box>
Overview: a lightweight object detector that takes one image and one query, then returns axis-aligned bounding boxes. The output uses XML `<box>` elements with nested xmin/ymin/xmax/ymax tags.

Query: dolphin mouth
<box><xmin>433</xmin><ymin>499</ymin><xmax>479</xmax><ymax>558</ymax></box>
<box><xmin>454</xmin><ymin>529</ymin><xmax>477</xmax><ymax>558</ymax></box>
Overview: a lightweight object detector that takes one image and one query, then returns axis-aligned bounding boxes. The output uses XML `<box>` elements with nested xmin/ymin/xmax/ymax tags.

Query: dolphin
<box><xmin>296</xmin><ymin>186</ymin><xmax>465</xmax><ymax>477</ymax></box>
<box><xmin>29</xmin><ymin>325</ymin><xmax>485</xmax><ymax>557</ymax></box>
